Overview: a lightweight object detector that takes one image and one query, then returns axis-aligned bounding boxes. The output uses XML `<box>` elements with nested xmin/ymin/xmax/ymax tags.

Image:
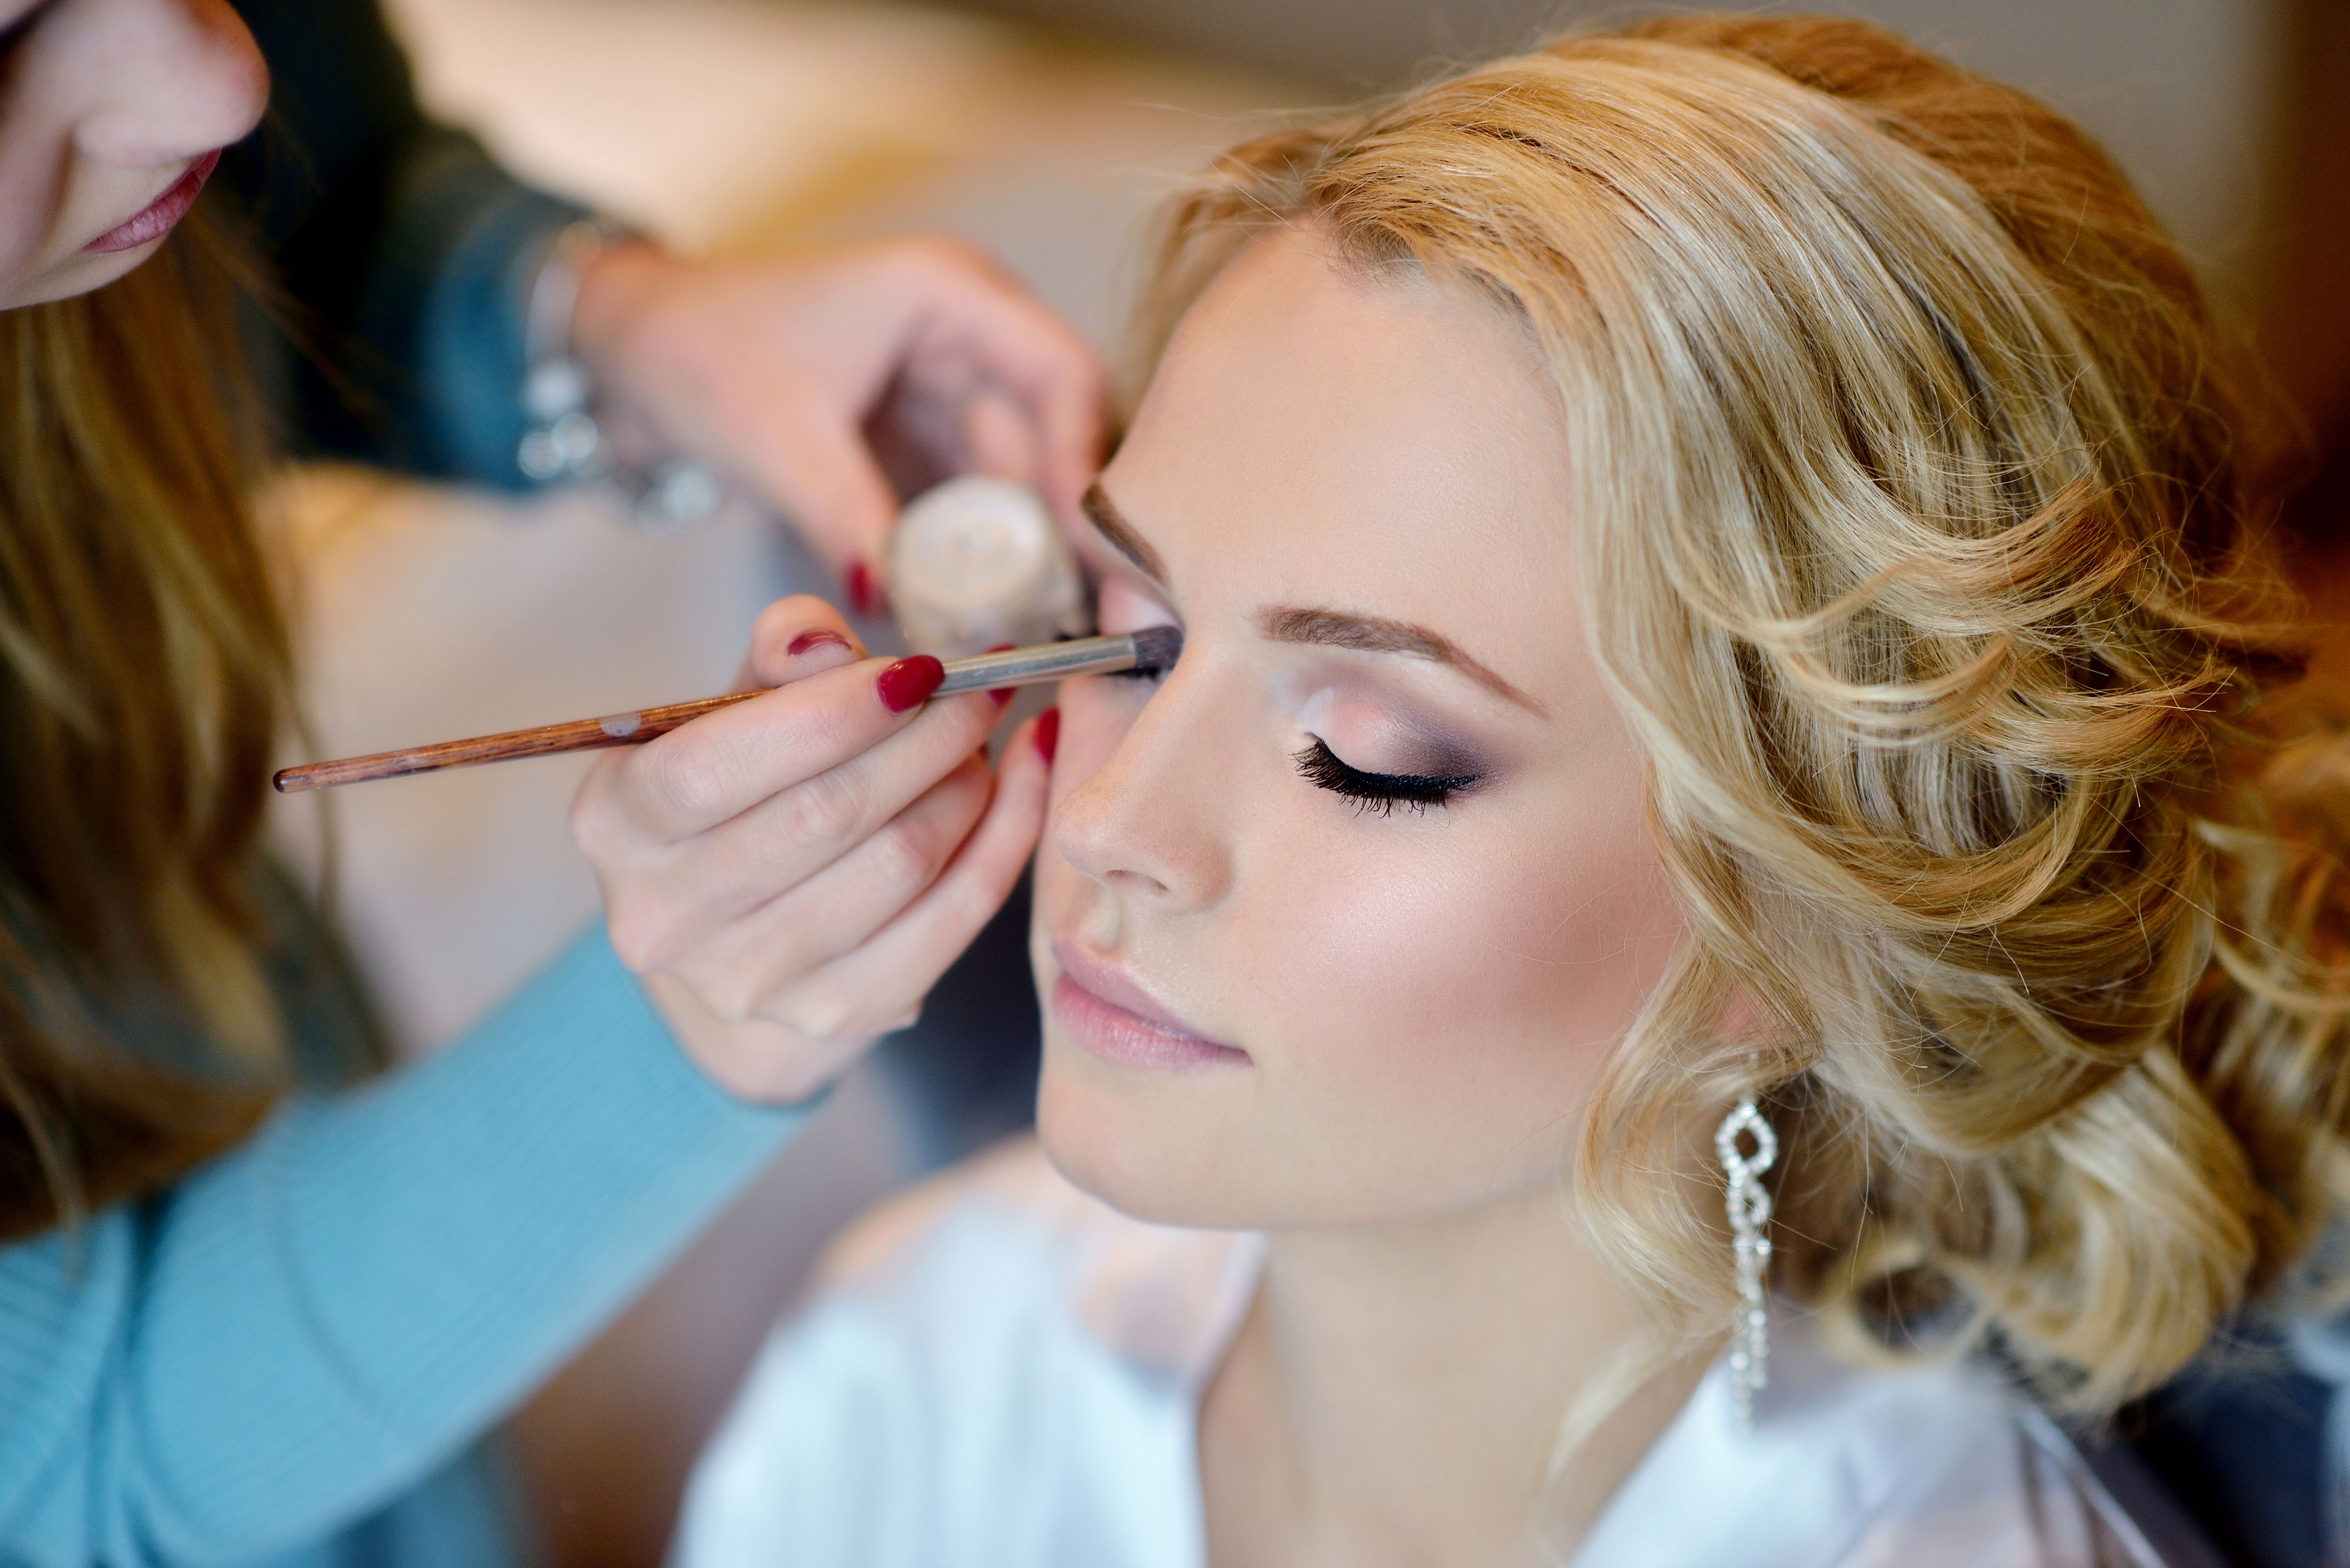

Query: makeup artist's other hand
<box><xmin>572</xmin><ymin>237</ymin><xmax>1106</xmax><ymax>609</ymax></box>
<box><xmin>570</xmin><ymin>595</ymin><xmax>1053</xmax><ymax>1103</ymax></box>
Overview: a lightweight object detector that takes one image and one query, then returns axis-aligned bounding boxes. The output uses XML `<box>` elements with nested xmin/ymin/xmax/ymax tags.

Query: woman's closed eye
<box><xmin>1292</xmin><ymin>736</ymin><xmax>1480</xmax><ymax>816</ymax></box>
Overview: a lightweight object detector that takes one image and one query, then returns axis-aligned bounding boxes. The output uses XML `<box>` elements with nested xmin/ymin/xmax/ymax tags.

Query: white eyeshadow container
<box><xmin>888</xmin><ymin>476</ymin><xmax>1091</xmax><ymax>657</ymax></box>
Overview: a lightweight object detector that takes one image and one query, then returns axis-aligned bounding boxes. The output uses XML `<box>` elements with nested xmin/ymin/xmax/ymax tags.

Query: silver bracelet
<box><xmin>516</xmin><ymin>217</ymin><xmax>722</xmax><ymax>533</ymax></box>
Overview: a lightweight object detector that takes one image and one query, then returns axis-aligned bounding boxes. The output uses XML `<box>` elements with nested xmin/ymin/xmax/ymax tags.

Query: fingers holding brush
<box><xmin>736</xmin><ymin>593</ymin><xmax>861</xmax><ymax>691</ymax></box>
<box><xmin>641</xmin><ymin>712</ymin><xmax>1053</xmax><ymax>1103</ymax></box>
<box><xmin>792</xmin><ymin>711</ymin><xmax>1053</xmax><ymax>1018</ymax></box>
<box><xmin>579</xmin><ymin>619</ymin><xmax>976</xmax><ymax>849</ymax></box>
<box><xmin>572</xmin><ymin>593</ymin><xmax>1043</xmax><ymax>1102</ymax></box>
<box><xmin>585</xmin><ymin>664</ymin><xmax>1003</xmax><ymax>941</ymax></box>
<box><xmin>656</xmin><ymin>747</ymin><xmax>998</xmax><ymax>998</ymax></box>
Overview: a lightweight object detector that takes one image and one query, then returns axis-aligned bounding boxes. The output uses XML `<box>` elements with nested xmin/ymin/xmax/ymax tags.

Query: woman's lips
<box><xmin>85</xmin><ymin>149</ymin><xmax>221</xmax><ymax>254</ymax></box>
<box><xmin>1050</xmin><ymin>941</ymin><xmax>1250</xmax><ymax>1074</ymax></box>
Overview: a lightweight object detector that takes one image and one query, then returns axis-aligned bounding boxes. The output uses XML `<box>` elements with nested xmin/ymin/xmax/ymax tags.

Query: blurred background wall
<box><xmin>928</xmin><ymin>0</ymin><xmax>2350</xmax><ymax>538</ymax></box>
<box><xmin>275</xmin><ymin>0</ymin><xmax>2346</xmax><ymax>1563</ymax></box>
<box><xmin>957</xmin><ymin>0</ymin><xmax>2289</xmax><ymax>306</ymax></box>
<box><xmin>944</xmin><ymin>0</ymin><xmax>2350</xmax><ymax>550</ymax></box>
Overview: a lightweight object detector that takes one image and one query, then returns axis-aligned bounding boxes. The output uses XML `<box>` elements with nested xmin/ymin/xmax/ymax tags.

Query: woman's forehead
<box><xmin>1132</xmin><ymin>232</ymin><xmax>1564</xmax><ymax>506</ymax></box>
<box><xmin>1105</xmin><ymin>233</ymin><xmax>1586</xmax><ymax>713</ymax></box>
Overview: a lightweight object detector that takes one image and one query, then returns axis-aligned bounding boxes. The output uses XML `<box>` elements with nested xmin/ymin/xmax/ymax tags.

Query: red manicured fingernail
<box><xmin>844</xmin><ymin>559</ymin><xmax>879</xmax><ymax>617</ymax></box>
<box><xmin>986</xmin><ymin>644</ymin><xmax>1016</xmax><ymax>707</ymax></box>
<box><xmin>876</xmin><ymin>654</ymin><xmax>944</xmax><ymax>713</ymax></box>
<box><xmin>1033</xmin><ymin>706</ymin><xmax>1059</xmax><ymax>764</ymax></box>
<box><xmin>788</xmin><ymin>629</ymin><xmax>850</xmax><ymax>658</ymax></box>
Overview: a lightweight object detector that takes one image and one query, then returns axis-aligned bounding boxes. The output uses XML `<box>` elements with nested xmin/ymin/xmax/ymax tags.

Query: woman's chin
<box><xmin>8</xmin><ymin>248</ymin><xmax>151</xmax><ymax>310</ymax></box>
<box><xmin>1034</xmin><ymin>1038</ymin><xmax>1273</xmax><ymax>1231</ymax></box>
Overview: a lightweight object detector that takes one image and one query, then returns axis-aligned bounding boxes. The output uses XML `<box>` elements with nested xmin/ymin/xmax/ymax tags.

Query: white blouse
<box><xmin>673</xmin><ymin>1138</ymin><xmax>2217</xmax><ymax>1568</ymax></box>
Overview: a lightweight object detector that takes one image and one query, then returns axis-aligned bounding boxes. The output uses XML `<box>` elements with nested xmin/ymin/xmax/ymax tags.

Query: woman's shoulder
<box><xmin>674</xmin><ymin>1153</ymin><xmax>2221</xmax><ymax>1568</ymax></box>
<box><xmin>1578</xmin><ymin>1312</ymin><xmax>2219</xmax><ymax>1568</ymax></box>
<box><xmin>673</xmin><ymin>1135</ymin><xmax>1257</xmax><ymax>1568</ymax></box>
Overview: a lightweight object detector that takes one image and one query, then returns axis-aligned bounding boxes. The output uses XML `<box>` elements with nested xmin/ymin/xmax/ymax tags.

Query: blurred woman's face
<box><xmin>1031</xmin><ymin>227</ymin><xmax>1686</xmax><ymax>1230</ymax></box>
<box><xmin>0</xmin><ymin>0</ymin><xmax>265</xmax><ymax>309</ymax></box>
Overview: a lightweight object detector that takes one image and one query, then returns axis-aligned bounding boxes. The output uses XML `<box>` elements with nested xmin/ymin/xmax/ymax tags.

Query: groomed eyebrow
<box><xmin>1258</xmin><ymin>607</ymin><xmax>1544</xmax><ymax>713</ymax></box>
<box><xmin>1081</xmin><ymin>482</ymin><xmax>1169</xmax><ymax>586</ymax></box>
<box><xmin>1085</xmin><ymin>481</ymin><xmax>1541</xmax><ymax>714</ymax></box>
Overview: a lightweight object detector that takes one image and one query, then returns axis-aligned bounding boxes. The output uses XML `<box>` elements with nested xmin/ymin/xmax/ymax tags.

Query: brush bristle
<box><xmin>1128</xmin><ymin>624</ymin><xmax>1184</xmax><ymax>673</ymax></box>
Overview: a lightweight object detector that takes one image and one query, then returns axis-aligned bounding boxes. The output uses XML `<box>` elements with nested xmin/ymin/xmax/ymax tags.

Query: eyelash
<box><xmin>1292</xmin><ymin>737</ymin><xmax>1479</xmax><ymax>816</ymax></box>
<box><xmin>1091</xmin><ymin>631</ymin><xmax>1475</xmax><ymax>813</ymax></box>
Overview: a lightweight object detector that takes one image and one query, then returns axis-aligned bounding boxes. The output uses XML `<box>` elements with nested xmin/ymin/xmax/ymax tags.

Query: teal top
<box><xmin>0</xmin><ymin>923</ymin><xmax>806</xmax><ymax>1567</ymax></box>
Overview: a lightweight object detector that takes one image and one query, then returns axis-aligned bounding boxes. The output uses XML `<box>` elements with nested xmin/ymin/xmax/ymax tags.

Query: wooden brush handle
<box><xmin>271</xmin><ymin>628</ymin><xmax>1179</xmax><ymax>795</ymax></box>
<box><xmin>272</xmin><ymin>691</ymin><xmax>757</xmax><ymax>794</ymax></box>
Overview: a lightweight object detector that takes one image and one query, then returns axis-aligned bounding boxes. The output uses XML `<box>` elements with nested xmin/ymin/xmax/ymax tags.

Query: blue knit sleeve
<box><xmin>383</xmin><ymin>128</ymin><xmax>587</xmax><ymax>489</ymax></box>
<box><xmin>0</xmin><ymin>923</ymin><xmax>805</xmax><ymax>1566</ymax></box>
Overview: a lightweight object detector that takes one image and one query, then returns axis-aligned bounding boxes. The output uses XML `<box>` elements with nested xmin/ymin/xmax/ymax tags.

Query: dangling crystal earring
<box><xmin>1715</xmin><ymin>1095</ymin><xmax>1777</xmax><ymax>1432</ymax></box>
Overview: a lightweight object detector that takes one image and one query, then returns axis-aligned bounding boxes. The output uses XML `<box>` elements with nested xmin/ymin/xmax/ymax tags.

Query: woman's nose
<box><xmin>64</xmin><ymin>0</ymin><xmax>268</xmax><ymax>169</ymax></box>
<box><xmin>1048</xmin><ymin>677</ymin><xmax>1233</xmax><ymax>914</ymax></box>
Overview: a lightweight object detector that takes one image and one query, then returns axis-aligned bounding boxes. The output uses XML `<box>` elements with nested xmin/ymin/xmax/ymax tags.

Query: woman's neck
<box><xmin>1197</xmin><ymin>1182</ymin><xmax>1710</xmax><ymax>1567</ymax></box>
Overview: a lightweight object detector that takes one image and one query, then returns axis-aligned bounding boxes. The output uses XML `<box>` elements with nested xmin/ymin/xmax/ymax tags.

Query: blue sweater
<box><xmin>0</xmin><ymin>924</ymin><xmax>805</xmax><ymax>1567</ymax></box>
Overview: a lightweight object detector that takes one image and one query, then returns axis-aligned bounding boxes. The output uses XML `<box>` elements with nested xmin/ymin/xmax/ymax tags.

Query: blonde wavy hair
<box><xmin>1132</xmin><ymin>14</ymin><xmax>2350</xmax><ymax>1413</ymax></box>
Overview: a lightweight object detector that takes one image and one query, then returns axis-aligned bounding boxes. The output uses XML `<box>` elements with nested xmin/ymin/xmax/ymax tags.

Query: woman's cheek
<box><xmin>1236</xmin><ymin>806</ymin><xmax>1672</xmax><ymax>1202</ymax></box>
<box><xmin>0</xmin><ymin>94</ymin><xmax>68</xmax><ymax>297</ymax></box>
<box><xmin>1256</xmin><ymin>846</ymin><xmax>1514</xmax><ymax>1081</ymax></box>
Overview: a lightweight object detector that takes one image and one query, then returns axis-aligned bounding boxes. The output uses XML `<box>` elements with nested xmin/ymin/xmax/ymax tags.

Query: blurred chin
<box><xmin>6</xmin><ymin>247</ymin><xmax>152</xmax><ymax>310</ymax></box>
<box><xmin>1034</xmin><ymin>1035</ymin><xmax>1272</xmax><ymax>1230</ymax></box>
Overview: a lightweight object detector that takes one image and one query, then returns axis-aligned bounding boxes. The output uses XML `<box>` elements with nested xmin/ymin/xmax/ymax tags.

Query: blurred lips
<box><xmin>1051</xmin><ymin>940</ymin><xmax>1250</xmax><ymax>1073</ymax></box>
<box><xmin>85</xmin><ymin>149</ymin><xmax>220</xmax><ymax>254</ymax></box>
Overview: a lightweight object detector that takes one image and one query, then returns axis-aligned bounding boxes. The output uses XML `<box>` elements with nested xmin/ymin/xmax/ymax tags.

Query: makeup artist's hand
<box><xmin>570</xmin><ymin>595</ymin><xmax>1052</xmax><ymax>1103</ymax></box>
<box><xmin>572</xmin><ymin>236</ymin><xmax>1106</xmax><ymax>611</ymax></box>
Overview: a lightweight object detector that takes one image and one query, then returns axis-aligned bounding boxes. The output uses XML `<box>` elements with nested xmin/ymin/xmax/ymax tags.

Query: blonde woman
<box><xmin>678</xmin><ymin>16</ymin><xmax>2346</xmax><ymax>1566</ymax></box>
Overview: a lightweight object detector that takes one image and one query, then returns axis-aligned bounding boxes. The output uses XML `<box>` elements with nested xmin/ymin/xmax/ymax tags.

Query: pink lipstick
<box><xmin>1050</xmin><ymin>941</ymin><xmax>1251</xmax><ymax>1074</ymax></box>
<box><xmin>86</xmin><ymin>149</ymin><xmax>220</xmax><ymax>254</ymax></box>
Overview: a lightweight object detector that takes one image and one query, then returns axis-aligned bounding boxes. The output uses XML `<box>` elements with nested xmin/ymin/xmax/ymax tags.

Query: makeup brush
<box><xmin>272</xmin><ymin>626</ymin><xmax>1181</xmax><ymax>794</ymax></box>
